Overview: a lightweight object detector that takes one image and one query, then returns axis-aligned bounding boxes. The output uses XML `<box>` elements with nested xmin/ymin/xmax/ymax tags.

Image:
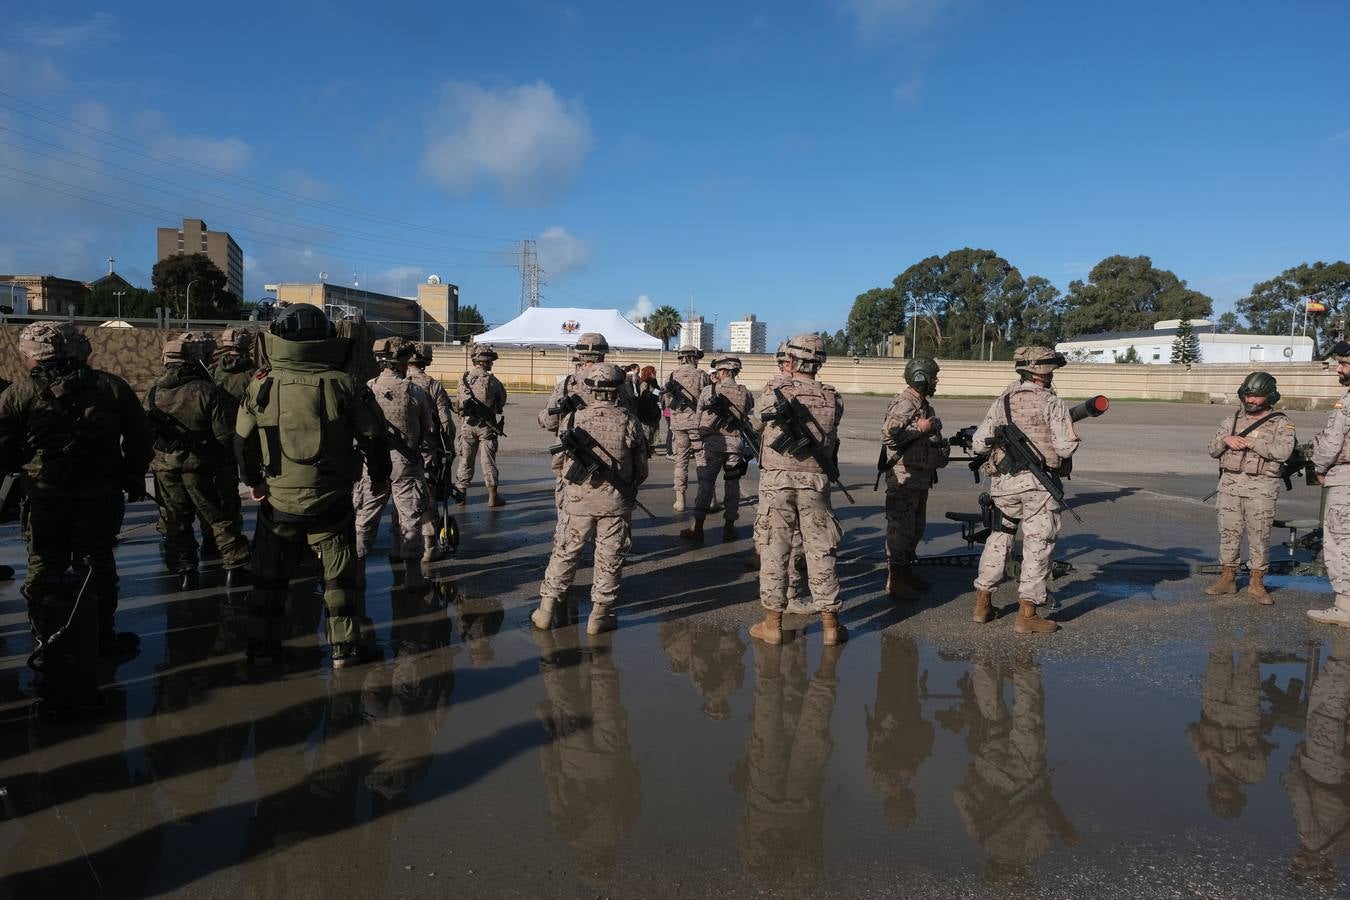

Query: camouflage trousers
<box><xmin>693</xmin><ymin>447</ymin><xmax>742</xmax><ymax>522</ymax></box>
<box><xmin>884</xmin><ymin>484</ymin><xmax>929</xmax><ymax>563</ymax></box>
<box><xmin>353</xmin><ymin>469</ymin><xmax>429</xmax><ymax>561</ymax></box>
<box><xmin>249</xmin><ymin>502</ymin><xmax>362</xmax><ymax>647</ymax></box>
<box><xmin>155</xmin><ymin>469</ymin><xmax>251</xmax><ymax>572</ymax></box>
<box><xmin>755</xmin><ymin>471</ymin><xmax>842</xmax><ymax>613</ymax></box>
<box><xmin>1323</xmin><ymin>485</ymin><xmax>1350</xmax><ymax>606</ymax></box>
<box><xmin>539</xmin><ymin>511</ymin><xmax>633</xmax><ymax>609</ymax></box>
<box><xmin>974</xmin><ymin>486</ymin><xmax>1060</xmax><ymax>604</ymax></box>
<box><xmin>671</xmin><ymin>428</ymin><xmax>704</xmax><ymax>496</ymax></box>
<box><xmin>454</xmin><ymin>425</ymin><xmax>499</xmax><ymax>490</ymax></box>
<box><xmin>24</xmin><ymin>492</ymin><xmax>124</xmax><ymax>635</ymax></box>
<box><xmin>1215</xmin><ymin>481</ymin><xmax>1277</xmax><ymax>570</ymax></box>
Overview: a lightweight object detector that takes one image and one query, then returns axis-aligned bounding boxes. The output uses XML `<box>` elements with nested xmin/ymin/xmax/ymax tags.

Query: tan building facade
<box><xmin>156</xmin><ymin>218</ymin><xmax>244</xmax><ymax>299</ymax></box>
<box><xmin>0</xmin><ymin>274</ymin><xmax>89</xmax><ymax>314</ymax></box>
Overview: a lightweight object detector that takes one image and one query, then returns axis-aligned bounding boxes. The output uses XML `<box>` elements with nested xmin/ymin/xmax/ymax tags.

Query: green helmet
<box><xmin>270</xmin><ymin>303</ymin><xmax>334</xmax><ymax>341</ymax></box>
<box><xmin>904</xmin><ymin>357</ymin><xmax>940</xmax><ymax>395</ymax></box>
<box><xmin>1238</xmin><ymin>371</ymin><xmax>1279</xmax><ymax>410</ymax></box>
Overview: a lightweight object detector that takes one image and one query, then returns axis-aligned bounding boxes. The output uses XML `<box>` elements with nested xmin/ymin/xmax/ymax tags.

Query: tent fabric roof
<box><xmin>473</xmin><ymin>307</ymin><xmax>662</xmax><ymax>350</ymax></box>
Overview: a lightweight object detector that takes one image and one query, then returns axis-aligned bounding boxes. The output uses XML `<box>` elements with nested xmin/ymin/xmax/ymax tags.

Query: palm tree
<box><xmin>646</xmin><ymin>305</ymin><xmax>682</xmax><ymax>350</ymax></box>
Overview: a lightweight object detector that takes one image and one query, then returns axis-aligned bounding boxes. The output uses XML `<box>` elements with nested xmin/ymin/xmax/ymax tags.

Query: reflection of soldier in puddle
<box><xmin>362</xmin><ymin>585</ymin><xmax>457</xmax><ymax>803</ymax></box>
<box><xmin>531</xmin><ymin>626</ymin><xmax>641</xmax><ymax>887</ymax></box>
<box><xmin>1284</xmin><ymin>637</ymin><xmax>1350</xmax><ymax>886</ymax></box>
<box><xmin>951</xmin><ymin>655</ymin><xmax>1078</xmax><ymax>885</ymax></box>
<box><xmin>731</xmin><ymin>636</ymin><xmax>843</xmax><ymax>893</ymax></box>
<box><xmin>2</xmin><ymin>688</ymin><xmax>163</xmax><ymax>897</ymax></box>
<box><xmin>866</xmin><ymin>633</ymin><xmax>934</xmax><ymax>827</ymax></box>
<box><xmin>455</xmin><ymin>592</ymin><xmax>505</xmax><ymax>666</ymax></box>
<box><xmin>658</xmin><ymin>619</ymin><xmax>747</xmax><ymax>720</ymax></box>
<box><xmin>1186</xmin><ymin>638</ymin><xmax>1273</xmax><ymax>819</ymax></box>
<box><xmin>142</xmin><ymin>595</ymin><xmax>251</xmax><ymax>824</ymax></box>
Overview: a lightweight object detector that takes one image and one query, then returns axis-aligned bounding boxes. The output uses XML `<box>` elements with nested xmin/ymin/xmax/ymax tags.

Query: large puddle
<box><xmin>1</xmin><ymin>565</ymin><xmax>1347</xmax><ymax>898</ymax></box>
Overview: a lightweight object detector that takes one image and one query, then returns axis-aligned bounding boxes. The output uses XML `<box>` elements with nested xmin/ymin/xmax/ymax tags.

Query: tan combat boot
<box><xmin>487</xmin><ymin>485</ymin><xmax>506</xmax><ymax>507</ymax></box>
<box><xmin>1249</xmin><ymin>569</ymin><xmax>1273</xmax><ymax>605</ymax></box>
<box><xmin>530</xmin><ymin>597</ymin><xmax>557</xmax><ymax>630</ymax></box>
<box><xmin>1205</xmin><ymin>566</ymin><xmax>1238</xmax><ymax>596</ymax></box>
<box><xmin>722</xmin><ymin>522</ymin><xmax>737</xmax><ymax>543</ymax></box>
<box><xmin>887</xmin><ymin>564</ymin><xmax>918</xmax><ymax>601</ymax></box>
<box><xmin>679</xmin><ymin>517</ymin><xmax>705</xmax><ymax>542</ymax></box>
<box><xmin>973</xmin><ymin>589</ymin><xmax>995</xmax><ymax>623</ymax></box>
<box><xmin>821</xmin><ymin>610</ymin><xmax>849</xmax><ymax>646</ymax></box>
<box><xmin>749</xmin><ymin>609</ymin><xmax>784</xmax><ymax>644</ymax></box>
<box><xmin>587</xmin><ymin>604</ymin><xmax>617</xmax><ymax>635</ymax></box>
<box><xmin>673</xmin><ymin>491</ymin><xmax>685</xmax><ymax>512</ymax></box>
<box><xmin>1013</xmin><ymin>599</ymin><xmax>1060</xmax><ymax>634</ymax></box>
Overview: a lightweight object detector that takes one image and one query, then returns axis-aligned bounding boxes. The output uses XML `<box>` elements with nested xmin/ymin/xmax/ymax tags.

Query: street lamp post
<box><xmin>185</xmin><ymin>278</ymin><xmax>202</xmax><ymax>329</ymax></box>
<box><xmin>113</xmin><ymin>290</ymin><xmax>125</xmax><ymax>322</ymax></box>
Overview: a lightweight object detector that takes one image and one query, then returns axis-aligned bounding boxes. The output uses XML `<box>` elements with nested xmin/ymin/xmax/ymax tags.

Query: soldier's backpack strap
<box><xmin>1237</xmin><ymin>411</ymin><xmax>1285</xmax><ymax>438</ymax></box>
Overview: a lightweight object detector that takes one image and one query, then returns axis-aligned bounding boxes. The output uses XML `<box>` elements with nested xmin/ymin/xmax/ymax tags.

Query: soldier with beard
<box><xmin>1309</xmin><ymin>342</ymin><xmax>1350</xmax><ymax>627</ymax></box>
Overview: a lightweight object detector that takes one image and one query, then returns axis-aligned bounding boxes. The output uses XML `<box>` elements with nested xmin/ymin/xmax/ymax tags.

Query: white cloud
<box><xmin>536</xmin><ymin>226</ymin><xmax>590</xmax><ymax>276</ymax></box>
<box><xmin>133</xmin><ymin>110</ymin><xmax>253</xmax><ymax>173</ymax></box>
<box><xmin>625</xmin><ymin>294</ymin><xmax>655</xmax><ymax>321</ymax></box>
<box><xmin>835</xmin><ymin>0</ymin><xmax>953</xmax><ymax>38</ymax></box>
<box><xmin>420</xmin><ymin>80</ymin><xmax>594</xmax><ymax>204</ymax></box>
<box><xmin>20</xmin><ymin>12</ymin><xmax>119</xmax><ymax>49</ymax></box>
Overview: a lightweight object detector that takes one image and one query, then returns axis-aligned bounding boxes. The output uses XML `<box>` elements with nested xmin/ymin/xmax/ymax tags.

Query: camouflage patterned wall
<box><xmin>0</xmin><ymin>324</ymin><xmax>172</xmax><ymax>394</ymax></box>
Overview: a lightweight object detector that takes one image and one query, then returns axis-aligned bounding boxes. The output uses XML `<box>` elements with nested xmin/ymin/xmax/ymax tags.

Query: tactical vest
<box><xmin>370</xmin><ymin>371</ymin><xmax>424</xmax><ymax>453</ymax></box>
<box><xmin>889</xmin><ymin>391</ymin><xmax>947</xmax><ymax>471</ymax></box>
<box><xmin>993</xmin><ymin>383</ymin><xmax>1062</xmax><ymax>470</ymax></box>
<box><xmin>701</xmin><ymin>381</ymin><xmax>751</xmax><ymax>452</ymax></box>
<box><xmin>667</xmin><ymin>365</ymin><xmax>708</xmax><ymax>428</ymax></box>
<box><xmin>569</xmin><ymin>403</ymin><xmax>637</xmax><ymax>485</ymax></box>
<box><xmin>1336</xmin><ymin>391</ymin><xmax>1350</xmax><ymax>467</ymax></box>
<box><xmin>22</xmin><ymin>366</ymin><xmax>124</xmax><ymax>488</ymax></box>
<box><xmin>248</xmin><ymin>335</ymin><xmax>364</xmax><ymax>485</ymax></box>
<box><xmin>1219</xmin><ymin>411</ymin><xmax>1285</xmax><ymax>477</ymax></box>
<box><xmin>460</xmin><ymin>366</ymin><xmax>504</xmax><ymax>420</ymax></box>
<box><xmin>759</xmin><ymin>378</ymin><xmax>839</xmax><ymax>474</ymax></box>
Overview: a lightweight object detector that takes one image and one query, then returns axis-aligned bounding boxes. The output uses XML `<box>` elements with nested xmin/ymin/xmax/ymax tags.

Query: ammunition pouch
<box><xmin>724</xmin><ymin>457</ymin><xmax>749</xmax><ymax>480</ymax></box>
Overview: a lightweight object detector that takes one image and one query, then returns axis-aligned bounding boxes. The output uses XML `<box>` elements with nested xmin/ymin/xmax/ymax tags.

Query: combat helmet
<box><xmin>713</xmin><ymin>355</ymin><xmax>742</xmax><ymax>374</ymax></box>
<box><xmin>1013</xmin><ymin>345</ymin><xmax>1066</xmax><ymax>377</ymax></box>
<box><xmin>574</xmin><ymin>332</ymin><xmax>609</xmax><ymax>361</ymax></box>
<box><xmin>785</xmin><ymin>333</ymin><xmax>827</xmax><ymax>373</ymax></box>
<box><xmin>19</xmin><ymin>321</ymin><xmax>71</xmax><ymax>364</ymax></box>
<box><xmin>163</xmin><ymin>331</ymin><xmax>215</xmax><ymax>365</ymax></box>
<box><xmin>218</xmin><ymin>326</ymin><xmax>255</xmax><ymax>354</ymax></box>
<box><xmin>471</xmin><ymin>343</ymin><xmax>499</xmax><ymax>363</ymax></box>
<box><xmin>411</xmin><ymin>341</ymin><xmax>435</xmax><ymax>366</ymax></box>
<box><xmin>676</xmin><ymin>344</ymin><xmax>704</xmax><ymax>362</ymax></box>
<box><xmin>1238</xmin><ymin>371</ymin><xmax>1280</xmax><ymax>412</ymax></box>
<box><xmin>904</xmin><ymin>357</ymin><xmax>940</xmax><ymax>396</ymax></box>
<box><xmin>583</xmin><ymin>362</ymin><xmax>624</xmax><ymax>399</ymax></box>
<box><xmin>270</xmin><ymin>303</ymin><xmax>335</xmax><ymax>341</ymax></box>
<box><xmin>55</xmin><ymin>322</ymin><xmax>91</xmax><ymax>363</ymax></box>
<box><xmin>373</xmin><ymin>337</ymin><xmax>414</xmax><ymax>365</ymax></box>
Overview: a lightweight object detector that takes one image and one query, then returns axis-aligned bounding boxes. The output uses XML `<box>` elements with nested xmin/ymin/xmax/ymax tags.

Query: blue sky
<box><xmin>2</xmin><ymin>0</ymin><xmax>1347</xmax><ymax>345</ymax></box>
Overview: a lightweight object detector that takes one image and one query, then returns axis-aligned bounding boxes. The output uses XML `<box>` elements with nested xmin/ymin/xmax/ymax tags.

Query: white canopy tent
<box><xmin>474</xmin><ymin>307</ymin><xmax>661</xmax><ymax>350</ymax></box>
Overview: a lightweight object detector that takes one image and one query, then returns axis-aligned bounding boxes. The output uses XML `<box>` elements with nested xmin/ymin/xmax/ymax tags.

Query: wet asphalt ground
<box><xmin>2</xmin><ymin>395</ymin><xmax>1349</xmax><ymax>898</ymax></box>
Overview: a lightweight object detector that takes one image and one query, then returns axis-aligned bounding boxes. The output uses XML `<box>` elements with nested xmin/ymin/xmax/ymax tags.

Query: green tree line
<box><xmin>837</xmin><ymin>250</ymin><xmax>1348</xmax><ymax>358</ymax></box>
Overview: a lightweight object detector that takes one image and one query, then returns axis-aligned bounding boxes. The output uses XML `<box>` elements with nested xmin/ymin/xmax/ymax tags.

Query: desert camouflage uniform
<box><xmin>735</xmin><ymin>638</ymin><xmax>840</xmax><ymax>893</ymax></box>
<box><xmin>952</xmin><ymin>656</ymin><xmax>1077</xmax><ymax>881</ymax></box>
<box><xmin>755</xmin><ymin>370</ymin><xmax>805</xmax><ymax>599</ymax></box>
<box><xmin>866</xmin><ymin>633</ymin><xmax>935</xmax><ymax>827</ymax></box>
<box><xmin>881</xmin><ymin>387</ymin><xmax>947</xmax><ymax>563</ymax></box>
<box><xmin>400</xmin><ymin>359</ymin><xmax>455</xmax><ymax>552</ymax></box>
<box><xmin>693</xmin><ymin>377</ymin><xmax>754</xmax><ymax>523</ymax></box>
<box><xmin>657</xmin><ymin>619</ymin><xmax>747</xmax><ymax>720</ymax></box>
<box><xmin>1207</xmin><ymin>409</ymin><xmax>1296</xmax><ymax>571</ymax></box>
<box><xmin>972</xmin><ymin>380</ymin><xmax>1079</xmax><ymax>605</ymax></box>
<box><xmin>1186</xmin><ymin>640</ymin><xmax>1270</xmax><ymax>818</ymax></box>
<box><xmin>755</xmin><ymin>376</ymin><xmax>844</xmax><ymax>613</ymax></box>
<box><xmin>353</xmin><ymin>368</ymin><xmax>435</xmax><ymax>565</ymax></box>
<box><xmin>1312</xmin><ymin>389</ymin><xmax>1350</xmax><ymax>615</ymax></box>
<box><xmin>454</xmin><ymin>364</ymin><xmax>506</xmax><ymax>493</ymax></box>
<box><xmin>145</xmin><ymin>358</ymin><xmax>250</xmax><ymax>573</ymax></box>
<box><xmin>538</xmin><ymin>397</ymin><xmax>648</xmax><ymax>619</ymax></box>
<box><xmin>1284</xmin><ymin>640</ymin><xmax>1350</xmax><ymax>880</ymax></box>
<box><xmin>663</xmin><ymin>362</ymin><xmax>711</xmax><ymax>500</ymax></box>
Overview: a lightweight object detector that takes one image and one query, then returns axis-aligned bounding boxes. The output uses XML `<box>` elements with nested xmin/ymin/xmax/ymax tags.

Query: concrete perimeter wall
<box><xmin>1</xmin><ymin>326</ymin><xmax>1335</xmax><ymax>409</ymax></box>
<box><xmin>425</xmin><ymin>346</ymin><xmax>1344</xmax><ymax>408</ymax></box>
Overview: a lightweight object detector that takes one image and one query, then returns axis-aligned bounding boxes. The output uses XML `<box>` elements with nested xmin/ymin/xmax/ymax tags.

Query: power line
<box><xmin>0</xmin><ymin>89</ymin><xmax>517</xmax><ymax>243</ymax></box>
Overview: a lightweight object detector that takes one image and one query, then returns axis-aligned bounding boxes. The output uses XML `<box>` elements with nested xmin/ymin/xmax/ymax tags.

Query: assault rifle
<box><xmin>761</xmin><ymin>387</ymin><xmax>855</xmax><ymax>503</ymax></box>
<box><xmin>461</xmin><ymin>391</ymin><xmax>506</xmax><ymax>437</ymax></box>
<box><xmin>546</xmin><ymin>379</ymin><xmax>586</xmax><ymax>418</ymax></box>
<box><xmin>988</xmin><ymin>416</ymin><xmax>1082</xmax><ymax>523</ymax></box>
<box><xmin>146</xmin><ymin>405</ymin><xmax>226</xmax><ymax>463</ymax></box>
<box><xmin>873</xmin><ymin>429</ymin><xmax>933</xmax><ymax>491</ymax></box>
<box><xmin>706</xmin><ymin>391</ymin><xmax>761</xmax><ymax>460</ymax></box>
<box><xmin>549</xmin><ymin>425</ymin><xmax>656</xmax><ymax>518</ymax></box>
<box><xmin>665</xmin><ymin>376</ymin><xmax>698</xmax><ymax>412</ymax></box>
<box><xmin>1280</xmin><ymin>442</ymin><xmax>1319</xmax><ymax>491</ymax></box>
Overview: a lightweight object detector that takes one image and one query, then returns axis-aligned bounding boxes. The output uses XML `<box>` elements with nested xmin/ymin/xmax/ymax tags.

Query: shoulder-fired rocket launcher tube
<box><xmin>1069</xmin><ymin>395</ymin><xmax>1109</xmax><ymax>422</ymax></box>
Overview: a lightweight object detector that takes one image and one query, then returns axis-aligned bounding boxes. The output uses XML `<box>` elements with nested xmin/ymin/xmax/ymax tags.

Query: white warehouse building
<box><xmin>1056</xmin><ymin>320</ymin><xmax>1315</xmax><ymax>365</ymax></box>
